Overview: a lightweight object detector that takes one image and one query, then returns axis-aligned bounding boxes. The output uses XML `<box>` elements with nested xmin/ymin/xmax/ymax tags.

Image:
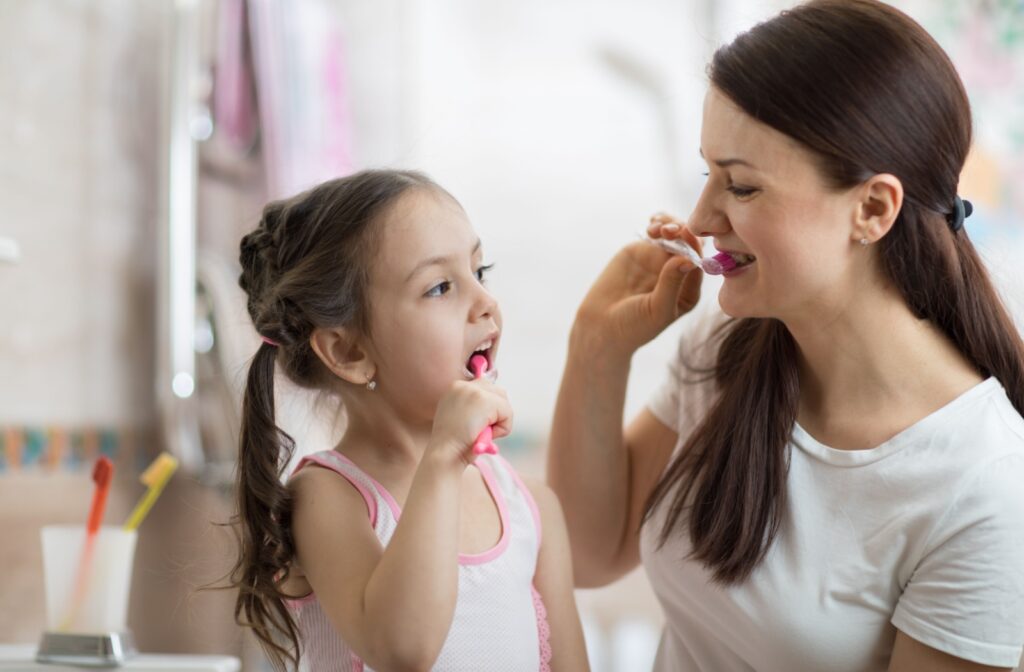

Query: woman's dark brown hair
<box><xmin>231</xmin><ymin>169</ymin><xmax>440</xmax><ymax>670</ymax></box>
<box><xmin>644</xmin><ymin>0</ymin><xmax>1024</xmax><ymax>583</ymax></box>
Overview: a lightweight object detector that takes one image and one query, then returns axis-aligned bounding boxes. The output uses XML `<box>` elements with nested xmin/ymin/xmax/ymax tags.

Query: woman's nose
<box><xmin>686</xmin><ymin>189</ymin><xmax>730</xmax><ymax>238</ymax></box>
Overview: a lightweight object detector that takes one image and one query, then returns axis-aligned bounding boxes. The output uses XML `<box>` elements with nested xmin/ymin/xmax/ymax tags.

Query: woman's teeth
<box><xmin>729</xmin><ymin>252</ymin><xmax>756</xmax><ymax>267</ymax></box>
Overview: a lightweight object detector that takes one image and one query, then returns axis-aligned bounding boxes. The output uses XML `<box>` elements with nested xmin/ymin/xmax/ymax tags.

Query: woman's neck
<box><xmin>784</xmin><ymin>282</ymin><xmax>983</xmax><ymax>449</ymax></box>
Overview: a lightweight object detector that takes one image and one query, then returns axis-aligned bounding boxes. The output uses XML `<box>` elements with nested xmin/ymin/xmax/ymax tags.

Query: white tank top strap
<box><xmin>291</xmin><ymin>450</ymin><xmax>400</xmax><ymax>546</ymax></box>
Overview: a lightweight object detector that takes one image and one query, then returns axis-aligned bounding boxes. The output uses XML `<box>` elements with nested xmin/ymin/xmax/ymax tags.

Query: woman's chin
<box><xmin>717</xmin><ymin>289</ymin><xmax>752</xmax><ymax>319</ymax></box>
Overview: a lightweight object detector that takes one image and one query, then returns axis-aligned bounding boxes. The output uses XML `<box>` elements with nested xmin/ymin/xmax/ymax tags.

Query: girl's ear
<box><xmin>852</xmin><ymin>173</ymin><xmax>903</xmax><ymax>244</ymax></box>
<box><xmin>309</xmin><ymin>326</ymin><xmax>376</xmax><ymax>387</ymax></box>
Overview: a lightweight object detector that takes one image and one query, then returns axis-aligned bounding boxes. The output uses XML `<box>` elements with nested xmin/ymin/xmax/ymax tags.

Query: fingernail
<box><xmin>663</xmin><ymin>223</ymin><xmax>680</xmax><ymax>233</ymax></box>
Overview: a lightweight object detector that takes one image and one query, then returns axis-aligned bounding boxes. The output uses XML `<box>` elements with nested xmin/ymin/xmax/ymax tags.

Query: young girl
<box><xmin>230</xmin><ymin>169</ymin><xmax>589</xmax><ymax>671</ymax></box>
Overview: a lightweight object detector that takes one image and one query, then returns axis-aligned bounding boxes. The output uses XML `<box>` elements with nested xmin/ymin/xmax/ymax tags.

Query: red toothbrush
<box><xmin>469</xmin><ymin>354</ymin><xmax>499</xmax><ymax>455</ymax></box>
<box><xmin>60</xmin><ymin>456</ymin><xmax>114</xmax><ymax>630</ymax></box>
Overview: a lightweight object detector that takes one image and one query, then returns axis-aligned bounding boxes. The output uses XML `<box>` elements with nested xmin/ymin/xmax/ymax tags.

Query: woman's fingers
<box><xmin>649</xmin><ymin>254</ymin><xmax>701</xmax><ymax>320</ymax></box>
<box><xmin>648</xmin><ymin>212</ymin><xmax>704</xmax><ymax>256</ymax></box>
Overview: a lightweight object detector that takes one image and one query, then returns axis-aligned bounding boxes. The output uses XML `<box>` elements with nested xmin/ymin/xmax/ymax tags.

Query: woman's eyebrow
<box><xmin>699</xmin><ymin>148</ymin><xmax>758</xmax><ymax>170</ymax></box>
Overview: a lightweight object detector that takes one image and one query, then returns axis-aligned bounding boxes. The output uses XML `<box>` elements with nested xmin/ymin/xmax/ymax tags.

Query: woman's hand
<box><xmin>427</xmin><ymin>378</ymin><xmax>513</xmax><ymax>467</ymax></box>
<box><xmin>575</xmin><ymin>213</ymin><xmax>704</xmax><ymax>357</ymax></box>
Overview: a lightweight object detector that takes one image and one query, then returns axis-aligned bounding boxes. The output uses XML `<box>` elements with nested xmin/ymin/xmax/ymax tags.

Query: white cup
<box><xmin>40</xmin><ymin>525</ymin><xmax>137</xmax><ymax>634</ymax></box>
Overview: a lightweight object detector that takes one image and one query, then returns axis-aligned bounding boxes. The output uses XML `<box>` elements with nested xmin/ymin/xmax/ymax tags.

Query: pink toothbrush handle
<box><xmin>469</xmin><ymin>355</ymin><xmax>499</xmax><ymax>455</ymax></box>
<box><xmin>473</xmin><ymin>425</ymin><xmax>497</xmax><ymax>455</ymax></box>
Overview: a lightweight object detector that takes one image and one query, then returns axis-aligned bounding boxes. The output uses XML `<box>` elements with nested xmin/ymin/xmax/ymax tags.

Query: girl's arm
<box><xmin>291</xmin><ymin>379</ymin><xmax>512</xmax><ymax>670</ymax></box>
<box><xmin>548</xmin><ymin>235</ymin><xmax>701</xmax><ymax>588</ymax></box>
<box><xmin>522</xmin><ymin>476</ymin><xmax>590</xmax><ymax>671</ymax></box>
<box><xmin>290</xmin><ymin>456</ymin><xmax>463</xmax><ymax>669</ymax></box>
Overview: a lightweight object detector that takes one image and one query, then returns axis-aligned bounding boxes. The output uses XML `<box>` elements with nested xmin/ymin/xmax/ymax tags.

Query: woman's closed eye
<box><xmin>727</xmin><ymin>184</ymin><xmax>759</xmax><ymax>199</ymax></box>
<box><xmin>702</xmin><ymin>171</ymin><xmax>759</xmax><ymax>200</ymax></box>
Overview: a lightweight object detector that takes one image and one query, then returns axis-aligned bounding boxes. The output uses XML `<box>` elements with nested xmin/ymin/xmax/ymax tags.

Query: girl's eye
<box><xmin>475</xmin><ymin>263</ymin><xmax>495</xmax><ymax>283</ymax></box>
<box><xmin>727</xmin><ymin>185</ymin><xmax>758</xmax><ymax>199</ymax></box>
<box><xmin>425</xmin><ymin>280</ymin><xmax>452</xmax><ymax>298</ymax></box>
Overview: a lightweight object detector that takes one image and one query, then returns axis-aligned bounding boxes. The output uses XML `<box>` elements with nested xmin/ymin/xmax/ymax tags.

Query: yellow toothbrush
<box><xmin>123</xmin><ymin>452</ymin><xmax>179</xmax><ymax>531</ymax></box>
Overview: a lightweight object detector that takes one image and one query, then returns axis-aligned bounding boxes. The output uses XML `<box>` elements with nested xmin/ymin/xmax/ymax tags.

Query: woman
<box><xmin>548</xmin><ymin>1</ymin><xmax>1024</xmax><ymax>670</ymax></box>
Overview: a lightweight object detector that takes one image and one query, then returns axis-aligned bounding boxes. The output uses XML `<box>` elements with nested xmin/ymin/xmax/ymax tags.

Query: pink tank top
<box><xmin>286</xmin><ymin>450</ymin><xmax>552</xmax><ymax>671</ymax></box>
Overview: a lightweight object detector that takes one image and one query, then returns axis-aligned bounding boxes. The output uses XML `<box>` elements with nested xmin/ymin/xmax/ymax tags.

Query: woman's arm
<box><xmin>889</xmin><ymin>630</ymin><xmax>1014</xmax><ymax>672</ymax></box>
<box><xmin>548</xmin><ymin>232</ymin><xmax>702</xmax><ymax>588</ymax></box>
<box><xmin>522</xmin><ymin>476</ymin><xmax>590</xmax><ymax>671</ymax></box>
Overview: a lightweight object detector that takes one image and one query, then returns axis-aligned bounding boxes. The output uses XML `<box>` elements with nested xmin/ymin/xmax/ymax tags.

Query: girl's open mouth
<box><xmin>464</xmin><ymin>340</ymin><xmax>497</xmax><ymax>380</ymax></box>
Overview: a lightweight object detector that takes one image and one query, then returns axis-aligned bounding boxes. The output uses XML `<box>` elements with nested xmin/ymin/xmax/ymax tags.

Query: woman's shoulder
<box><xmin>923</xmin><ymin>382</ymin><xmax>1024</xmax><ymax>527</ymax></box>
<box><xmin>942</xmin><ymin>378</ymin><xmax>1024</xmax><ymax>460</ymax></box>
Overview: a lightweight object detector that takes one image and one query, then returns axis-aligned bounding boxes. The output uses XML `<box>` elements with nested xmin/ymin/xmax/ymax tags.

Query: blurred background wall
<box><xmin>1</xmin><ymin>1</ymin><xmax>1021</xmax><ymax>670</ymax></box>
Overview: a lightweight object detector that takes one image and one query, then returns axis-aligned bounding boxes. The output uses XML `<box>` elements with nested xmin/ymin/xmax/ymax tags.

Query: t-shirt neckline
<box><xmin>791</xmin><ymin>377</ymin><xmax>999</xmax><ymax>467</ymax></box>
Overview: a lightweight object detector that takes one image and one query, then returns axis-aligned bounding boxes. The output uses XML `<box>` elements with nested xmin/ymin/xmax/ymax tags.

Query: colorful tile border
<box><xmin>0</xmin><ymin>426</ymin><xmax>157</xmax><ymax>475</ymax></box>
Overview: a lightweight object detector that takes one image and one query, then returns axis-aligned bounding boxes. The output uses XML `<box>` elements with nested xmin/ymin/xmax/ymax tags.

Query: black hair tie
<box><xmin>948</xmin><ymin>195</ymin><xmax>973</xmax><ymax>233</ymax></box>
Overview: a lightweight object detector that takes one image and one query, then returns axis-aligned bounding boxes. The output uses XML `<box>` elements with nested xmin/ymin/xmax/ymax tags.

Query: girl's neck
<box><xmin>336</xmin><ymin>401</ymin><xmax>433</xmax><ymax>471</ymax></box>
<box><xmin>785</xmin><ymin>281</ymin><xmax>983</xmax><ymax>446</ymax></box>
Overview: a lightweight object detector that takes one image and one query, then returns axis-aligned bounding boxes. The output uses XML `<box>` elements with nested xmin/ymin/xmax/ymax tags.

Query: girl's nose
<box><xmin>472</xmin><ymin>286</ymin><xmax>498</xmax><ymax>322</ymax></box>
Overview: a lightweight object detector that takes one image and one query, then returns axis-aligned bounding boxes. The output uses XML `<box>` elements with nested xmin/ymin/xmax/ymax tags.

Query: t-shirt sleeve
<box><xmin>891</xmin><ymin>453</ymin><xmax>1024</xmax><ymax>668</ymax></box>
<box><xmin>646</xmin><ymin>299</ymin><xmax>726</xmax><ymax>440</ymax></box>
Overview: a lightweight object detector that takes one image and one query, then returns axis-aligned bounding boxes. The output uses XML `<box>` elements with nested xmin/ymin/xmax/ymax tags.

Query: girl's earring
<box><xmin>366</xmin><ymin>378</ymin><xmax>377</xmax><ymax>391</ymax></box>
<box><xmin>859</xmin><ymin>238</ymin><xmax>869</xmax><ymax>246</ymax></box>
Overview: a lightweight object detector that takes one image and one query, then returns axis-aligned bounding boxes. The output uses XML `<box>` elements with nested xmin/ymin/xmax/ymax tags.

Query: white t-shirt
<box><xmin>641</xmin><ymin>305</ymin><xmax>1024</xmax><ymax>671</ymax></box>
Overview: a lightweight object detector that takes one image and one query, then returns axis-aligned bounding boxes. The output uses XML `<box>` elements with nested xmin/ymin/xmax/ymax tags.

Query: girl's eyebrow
<box><xmin>405</xmin><ymin>238</ymin><xmax>482</xmax><ymax>282</ymax></box>
<box><xmin>699</xmin><ymin>148</ymin><xmax>758</xmax><ymax>170</ymax></box>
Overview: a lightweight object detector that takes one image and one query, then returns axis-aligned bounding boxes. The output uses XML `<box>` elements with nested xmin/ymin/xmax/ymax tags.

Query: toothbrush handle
<box><xmin>473</xmin><ymin>425</ymin><xmax>497</xmax><ymax>455</ymax></box>
<box><xmin>468</xmin><ymin>354</ymin><xmax>499</xmax><ymax>455</ymax></box>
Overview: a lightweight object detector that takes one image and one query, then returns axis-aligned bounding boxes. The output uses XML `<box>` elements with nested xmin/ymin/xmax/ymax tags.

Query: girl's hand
<box><xmin>427</xmin><ymin>379</ymin><xmax>513</xmax><ymax>467</ymax></box>
<box><xmin>575</xmin><ymin>213</ymin><xmax>703</xmax><ymax>357</ymax></box>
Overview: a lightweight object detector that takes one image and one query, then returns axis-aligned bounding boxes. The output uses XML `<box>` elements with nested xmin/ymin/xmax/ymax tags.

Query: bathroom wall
<box><xmin>0</xmin><ymin>1</ymin><xmax>256</xmax><ymax>660</ymax></box>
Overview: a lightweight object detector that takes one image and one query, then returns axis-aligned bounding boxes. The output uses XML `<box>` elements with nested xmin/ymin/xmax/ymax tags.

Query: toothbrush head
<box><xmin>93</xmin><ymin>456</ymin><xmax>114</xmax><ymax>490</ymax></box>
<box><xmin>705</xmin><ymin>252</ymin><xmax>738</xmax><ymax>275</ymax></box>
<box><xmin>642</xmin><ymin>234</ymin><xmax>726</xmax><ymax>275</ymax></box>
<box><xmin>469</xmin><ymin>354</ymin><xmax>488</xmax><ymax>379</ymax></box>
<box><xmin>86</xmin><ymin>456</ymin><xmax>114</xmax><ymax>533</ymax></box>
<box><xmin>141</xmin><ymin>452</ymin><xmax>179</xmax><ymax>489</ymax></box>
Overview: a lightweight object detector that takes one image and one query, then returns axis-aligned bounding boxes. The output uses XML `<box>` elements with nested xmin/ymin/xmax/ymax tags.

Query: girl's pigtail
<box><xmin>233</xmin><ymin>341</ymin><xmax>301</xmax><ymax>671</ymax></box>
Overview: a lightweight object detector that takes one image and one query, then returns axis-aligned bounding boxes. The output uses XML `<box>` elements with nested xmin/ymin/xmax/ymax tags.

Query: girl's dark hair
<box><xmin>231</xmin><ymin>169</ymin><xmax>440</xmax><ymax>670</ymax></box>
<box><xmin>645</xmin><ymin>0</ymin><xmax>1024</xmax><ymax>583</ymax></box>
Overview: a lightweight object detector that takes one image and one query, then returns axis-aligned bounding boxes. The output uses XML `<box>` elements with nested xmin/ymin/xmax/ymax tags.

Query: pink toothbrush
<box><xmin>643</xmin><ymin>235</ymin><xmax>738</xmax><ymax>275</ymax></box>
<box><xmin>469</xmin><ymin>354</ymin><xmax>499</xmax><ymax>455</ymax></box>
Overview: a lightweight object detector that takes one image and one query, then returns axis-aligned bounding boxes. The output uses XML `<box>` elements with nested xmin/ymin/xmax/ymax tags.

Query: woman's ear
<box><xmin>309</xmin><ymin>326</ymin><xmax>376</xmax><ymax>386</ymax></box>
<box><xmin>853</xmin><ymin>173</ymin><xmax>903</xmax><ymax>244</ymax></box>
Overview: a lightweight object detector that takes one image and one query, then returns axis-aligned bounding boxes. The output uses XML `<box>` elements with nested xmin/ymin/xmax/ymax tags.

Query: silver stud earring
<box><xmin>859</xmin><ymin>238</ymin><xmax>869</xmax><ymax>246</ymax></box>
<box><xmin>366</xmin><ymin>379</ymin><xmax>377</xmax><ymax>391</ymax></box>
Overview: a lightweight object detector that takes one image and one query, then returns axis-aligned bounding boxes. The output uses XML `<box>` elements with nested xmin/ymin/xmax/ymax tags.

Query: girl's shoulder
<box><xmin>287</xmin><ymin>449</ymin><xmax>390</xmax><ymax>530</ymax></box>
